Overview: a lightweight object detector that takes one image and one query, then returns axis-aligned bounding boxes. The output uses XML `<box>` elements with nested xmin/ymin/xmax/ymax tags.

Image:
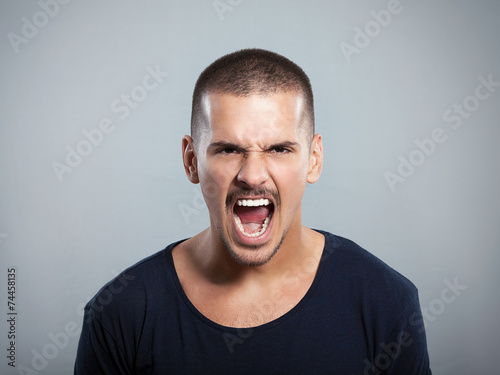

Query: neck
<box><xmin>194</xmin><ymin>223</ymin><xmax>323</xmax><ymax>287</ymax></box>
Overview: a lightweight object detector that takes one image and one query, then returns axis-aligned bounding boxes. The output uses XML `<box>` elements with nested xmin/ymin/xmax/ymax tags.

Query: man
<box><xmin>75</xmin><ymin>49</ymin><xmax>432</xmax><ymax>374</ymax></box>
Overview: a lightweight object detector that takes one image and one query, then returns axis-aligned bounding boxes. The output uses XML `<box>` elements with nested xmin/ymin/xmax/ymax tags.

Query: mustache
<box><xmin>226</xmin><ymin>188</ymin><xmax>280</xmax><ymax>209</ymax></box>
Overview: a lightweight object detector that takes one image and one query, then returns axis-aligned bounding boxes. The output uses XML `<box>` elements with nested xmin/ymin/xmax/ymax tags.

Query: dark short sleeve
<box><xmin>74</xmin><ymin>304</ymin><xmax>131</xmax><ymax>375</ymax></box>
<box><xmin>374</xmin><ymin>291</ymin><xmax>432</xmax><ymax>375</ymax></box>
<box><xmin>74</xmin><ymin>248</ymin><xmax>170</xmax><ymax>375</ymax></box>
<box><xmin>326</xmin><ymin>232</ymin><xmax>432</xmax><ymax>374</ymax></box>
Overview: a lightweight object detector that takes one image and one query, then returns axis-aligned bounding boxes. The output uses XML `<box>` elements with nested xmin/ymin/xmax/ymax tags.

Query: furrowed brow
<box><xmin>207</xmin><ymin>140</ymin><xmax>301</xmax><ymax>152</ymax></box>
<box><xmin>208</xmin><ymin>141</ymin><xmax>246</xmax><ymax>152</ymax></box>
<box><xmin>265</xmin><ymin>141</ymin><xmax>300</xmax><ymax>150</ymax></box>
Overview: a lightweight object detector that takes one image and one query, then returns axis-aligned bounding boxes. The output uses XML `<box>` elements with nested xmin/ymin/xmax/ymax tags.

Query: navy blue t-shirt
<box><xmin>74</xmin><ymin>231</ymin><xmax>431</xmax><ymax>374</ymax></box>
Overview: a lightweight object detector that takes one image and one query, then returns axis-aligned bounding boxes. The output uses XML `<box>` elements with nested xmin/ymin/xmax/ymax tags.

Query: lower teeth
<box><xmin>234</xmin><ymin>214</ymin><xmax>270</xmax><ymax>238</ymax></box>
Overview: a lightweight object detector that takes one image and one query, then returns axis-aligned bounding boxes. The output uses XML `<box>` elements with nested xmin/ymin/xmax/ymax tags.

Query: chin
<box><xmin>218</xmin><ymin>227</ymin><xmax>286</xmax><ymax>267</ymax></box>
<box><xmin>228</xmin><ymin>246</ymin><xmax>279</xmax><ymax>266</ymax></box>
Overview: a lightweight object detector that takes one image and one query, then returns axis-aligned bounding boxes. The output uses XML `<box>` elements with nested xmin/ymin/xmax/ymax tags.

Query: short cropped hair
<box><xmin>190</xmin><ymin>48</ymin><xmax>314</xmax><ymax>143</ymax></box>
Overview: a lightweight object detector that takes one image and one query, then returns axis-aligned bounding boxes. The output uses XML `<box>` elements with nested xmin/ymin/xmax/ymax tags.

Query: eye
<box><xmin>217</xmin><ymin>147</ymin><xmax>239</xmax><ymax>154</ymax></box>
<box><xmin>269</xmin><ymin>146</ymin><xmax>290</xmax><ymax>154</ymax></box>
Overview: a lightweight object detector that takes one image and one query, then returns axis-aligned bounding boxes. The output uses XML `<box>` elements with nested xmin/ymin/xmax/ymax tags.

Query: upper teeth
<box><xmin>236</xmin><ymin>198</ymin><xmax>271</xmax><ymax>207</ymax></box>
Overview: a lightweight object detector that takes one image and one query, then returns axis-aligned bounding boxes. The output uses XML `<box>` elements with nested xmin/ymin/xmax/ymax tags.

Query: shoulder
<box><xmin>84</xmin><ymin>239</ymin><xmax>185</xmax><ymax>324</ymax></box>
<box><xmin>319</xmin><ymin>230</ymin><xmax>419</xmax><ymax>309</ymax></box>
<box><xmin>315</xmin><ymin>231</ymin><xmax>431</xmax><ymax>372</ymax></box>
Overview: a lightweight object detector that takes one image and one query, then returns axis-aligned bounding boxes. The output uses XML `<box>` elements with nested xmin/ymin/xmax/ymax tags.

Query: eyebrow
<box><xmin>207</xmin><ymin>140</ymin><xmax>300</xmax><ymax>152</ymax></box>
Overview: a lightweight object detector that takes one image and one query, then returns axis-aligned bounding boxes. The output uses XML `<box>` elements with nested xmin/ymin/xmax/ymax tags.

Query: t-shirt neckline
<box><xmin>165</xmin><ymin>229</ymin><xmax>331</xmax><ymax>333</ymax></box>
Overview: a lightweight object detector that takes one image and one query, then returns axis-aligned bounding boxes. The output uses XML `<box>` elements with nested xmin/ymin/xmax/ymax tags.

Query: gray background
<box><xmin>1</xmin><ymin>0</ymin><xmax>499</xmax><ymax>374</ymax></box>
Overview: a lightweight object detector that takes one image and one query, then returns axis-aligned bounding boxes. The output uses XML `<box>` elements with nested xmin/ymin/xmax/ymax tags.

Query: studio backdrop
<box><xmin>1</xmin><ymin>1</ymin><xmax>499</xmax><ymax>374</ymax></box>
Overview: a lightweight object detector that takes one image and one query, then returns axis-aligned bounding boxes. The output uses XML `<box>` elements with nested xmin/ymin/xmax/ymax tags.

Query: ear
<box><xmin>307</xmin><ymin>133</ymin><xmax>323</xmax><ymax>184</ymax></box>
<box><xmin>182</xmin><ymin>135</ymin><xmax>199</xmax><ymax>184</ymax></box>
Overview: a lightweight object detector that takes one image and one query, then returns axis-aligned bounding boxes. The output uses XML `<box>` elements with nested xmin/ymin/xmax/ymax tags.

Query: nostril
<box><xmin>237</xmin><ymin>161</ymin><xmax>268</xmax><ymax>187</ymax></box>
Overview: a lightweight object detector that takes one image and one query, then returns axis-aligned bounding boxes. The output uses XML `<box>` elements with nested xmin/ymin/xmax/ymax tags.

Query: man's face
<box><xmin>185</xmin><ymin>91</ymin><xmax>322</xmax><ymax>266</ymax></box>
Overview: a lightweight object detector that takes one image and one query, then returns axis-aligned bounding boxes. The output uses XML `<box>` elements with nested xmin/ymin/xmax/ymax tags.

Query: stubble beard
<box><xmin>216</xmin><ymin>225</ymin><xmax>286</xmax><ymax>267</ymax></box>
<box><xmin>217</xmin><ymin>187</ymin><xmax>284</xmax><ymax>266</ymax></box>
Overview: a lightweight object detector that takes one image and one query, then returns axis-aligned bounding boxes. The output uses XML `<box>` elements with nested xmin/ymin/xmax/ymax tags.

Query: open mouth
<box><xmin>232</xmin><ymin>198</ymin><xmax>274</xmax><ymax>238</ymax></box>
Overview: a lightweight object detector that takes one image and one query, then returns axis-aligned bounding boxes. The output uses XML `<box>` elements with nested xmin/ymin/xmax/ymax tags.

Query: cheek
<box><xmin>270</xmin><ymin>155</ymin><xmax>310</xmax><ymax>183</ymax></box>
<box><xmin>270</xmin><ymin>162</ymin><xmax>307</xmax><ymax>203</ymax></box>
<box><xmin>198</xmin><ymin>162</ymin><xmax>235</xmax><ymax>209</ymax></box>
<box><xmin>206</xmin><ymin>163</ymin><xmax>232</xmax><ymax>183</ymax></box>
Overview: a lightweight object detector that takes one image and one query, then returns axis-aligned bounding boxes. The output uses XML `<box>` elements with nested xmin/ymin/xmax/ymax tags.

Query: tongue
<box><xmin>234</xmin><ymin>205</ymin><xmax>271</xmax><ymax>225</ymax></box>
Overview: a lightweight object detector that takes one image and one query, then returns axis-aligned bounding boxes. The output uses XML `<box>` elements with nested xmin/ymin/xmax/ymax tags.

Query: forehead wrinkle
<box><xmin>202</xmin><ymin>91</ymin><xmax>307</xmax><ymax>150</ymax></box>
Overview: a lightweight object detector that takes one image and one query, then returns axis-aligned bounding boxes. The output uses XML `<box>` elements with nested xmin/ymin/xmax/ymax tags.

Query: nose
<box><xmin>236</xmin><ymin>152</ymin><xmax>269</xmax><ymax>188</ymax></box>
